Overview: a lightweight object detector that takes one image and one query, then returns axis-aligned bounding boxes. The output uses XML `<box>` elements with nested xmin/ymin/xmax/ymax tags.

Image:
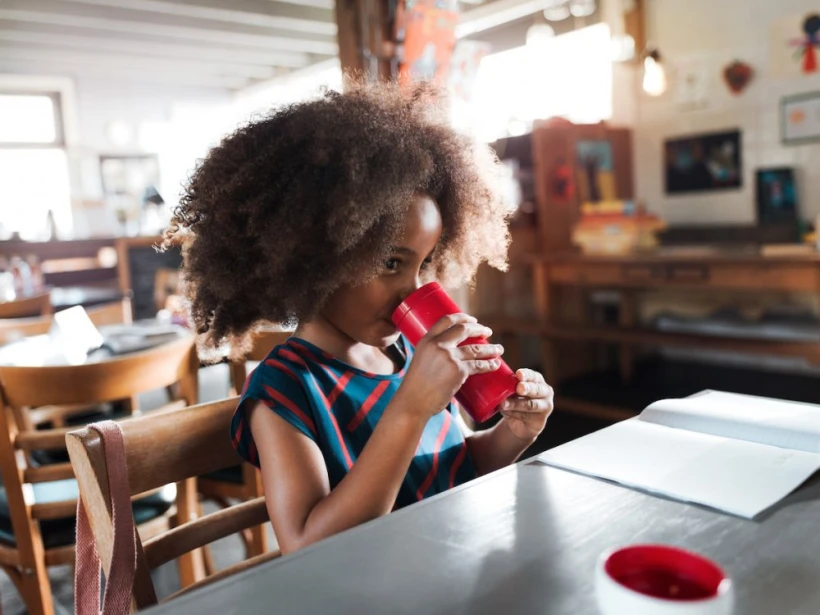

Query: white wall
<box><xmin>631</xmin><ymin>0</ymin><xmax>820</xmax><ymax>226</ymax></box>
<box><xmin>72</xmin><ymin>78</ymin><xmax>234</xmax><ymax>209</ymax></box>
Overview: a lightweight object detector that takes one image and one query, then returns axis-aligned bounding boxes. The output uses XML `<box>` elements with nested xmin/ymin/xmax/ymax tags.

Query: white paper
<box><xmin>537</xmin><ymin>418</ymin><xmax>820</xmax><ymax>519</ymax></box>
<box><xmin>642</xmin><ymin>391</ymin><xmax>820</xmax><ymax>454</ymax></box>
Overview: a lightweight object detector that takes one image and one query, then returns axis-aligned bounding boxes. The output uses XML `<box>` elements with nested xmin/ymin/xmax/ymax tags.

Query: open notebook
<box><xmin>537</xmin><ymin>390</ymin><xmax>820</xmax><ymax>519</ymax></box>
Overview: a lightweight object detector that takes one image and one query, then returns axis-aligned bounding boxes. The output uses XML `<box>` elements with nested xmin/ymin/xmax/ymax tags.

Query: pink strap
<box><xmin>75</xmin><ymin>421</ymin><xmax>138</xmax><ymax>615</ymax></box>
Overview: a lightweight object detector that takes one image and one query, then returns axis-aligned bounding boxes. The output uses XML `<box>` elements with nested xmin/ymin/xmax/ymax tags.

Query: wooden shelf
<box><xmin>553</xmin><ymin>357</ymin><xmax>820</xmax><ymax>418</ymax></box>
<box><xmin>482</xmin><ymin>316</ymin><xmax>820</xmax><ymax>364</ymax></box>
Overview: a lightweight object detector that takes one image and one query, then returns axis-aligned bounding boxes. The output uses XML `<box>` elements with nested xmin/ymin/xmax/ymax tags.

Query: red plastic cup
<box><xmin>391</xmin><ymin>282</ymin><xmax>518</xmax><ymax>423</ymax></box>
<box><xmin>596</xmin><ymin>544</ymin><xmax>734</xmax><ymax>615</ymax></box>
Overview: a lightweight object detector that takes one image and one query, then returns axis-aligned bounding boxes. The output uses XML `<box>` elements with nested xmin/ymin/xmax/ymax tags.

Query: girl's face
<box><xmin>320</xmin><ymin>193</ymin><xmax>443</xmax><ymax>348</ymax></box>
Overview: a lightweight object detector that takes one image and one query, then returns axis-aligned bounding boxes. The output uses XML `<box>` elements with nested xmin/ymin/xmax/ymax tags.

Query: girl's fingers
<box><xmin>427</xmin><ymin>313</ymin><xmax>476</xmax><ymax>337</ymax></box>
<box><xmin>456</xmin><ymin>344</ymin><xmax>504</xmax><ymax>361</ymax></box>
<box><xmin>516</xmin><ymin>368</ymin><xmax>545</xmax><ymax>383</ymax></box>
<box><xmin>501</xmin><ymin>397</ymin><xmax>552</xmax><ymax>413</ymax></box>
<box><xmin>465</xmin><ymin>358</ymin><xmax>502</xmax><ymax>375</ymax></box>
<box><xmin>435</xmin><ymin>322</ymin><xmax>493</xmax><ymax>347</ymax></box>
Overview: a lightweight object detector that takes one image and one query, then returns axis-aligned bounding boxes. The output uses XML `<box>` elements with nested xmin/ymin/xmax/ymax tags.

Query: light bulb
<box><xmin>643</xmin><ymin>52</ymin><xmax>667</xmax><ymax>96</ymax></box>
<box><xmin>526</xmin><ymin>22</ymin><xmax>555</xmax><ymax>49</ymax></box>
<box><xmin>543</xmin><ymin>2</ymin><xmax>571</xmax><ymax>21</ymax></box>
<box><xmin>569</xmin><ymin>0</ymin><xmax>596</xmax><ymax>18</ymax></box>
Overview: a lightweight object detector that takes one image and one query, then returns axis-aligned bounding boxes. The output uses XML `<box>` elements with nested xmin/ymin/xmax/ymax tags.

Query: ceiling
<box><xmin>0</xmin><ymin>0</ymin><xmax>578</xmax><ymax>92</ymax></box>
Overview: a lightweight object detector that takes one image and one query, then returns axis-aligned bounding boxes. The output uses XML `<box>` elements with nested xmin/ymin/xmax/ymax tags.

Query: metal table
<box><xmin>145</xmin><ymin>461</ymin><xmax>820</xmax><ymax>614</ymax></box>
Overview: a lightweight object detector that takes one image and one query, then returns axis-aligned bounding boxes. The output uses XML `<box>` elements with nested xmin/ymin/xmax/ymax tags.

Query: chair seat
<box><xmin>0</xmin><ymin>480</ymin><xmax>175</xmax><ymax>550</ymax></box>
<box><xmin>201</xmin><ymin>465</ymin><xmax>243</xmax><ymax>485</ymax></box>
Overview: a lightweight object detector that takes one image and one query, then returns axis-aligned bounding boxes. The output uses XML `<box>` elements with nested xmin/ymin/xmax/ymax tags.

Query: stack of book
<box><xmin>571</xmin><ymin>200</ymin><xmax>666</xmax><ymax>255</ymax></box>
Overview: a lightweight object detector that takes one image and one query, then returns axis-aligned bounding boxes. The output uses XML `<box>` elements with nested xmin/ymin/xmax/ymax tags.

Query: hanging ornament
<box><xmin>543</xmin><ymin>2</ymin><xmax>571</xmax><ymax>21</ymax></box>
<box><xmin>722</xmin><ymin>60</ymin><xmax>754</xmax><ymax>95</ymax></box>
<box><xmin>569</xmin><ymin>0</ymin><xmax>596</xmax><ymax>18</ymax></box>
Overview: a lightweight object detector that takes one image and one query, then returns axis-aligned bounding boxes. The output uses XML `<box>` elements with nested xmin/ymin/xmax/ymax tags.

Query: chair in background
<box><xmin>67</xmin><ymin>398</ymin><xmax>280</xmax><ymax>612</ymax></box>
<box><xmin>0</xmin><ymin>336</ymin><xmax>200</xmax><ymax>615</ymax></box>
<box><xmin>197</xmin><ymin>329</ymin><xmax>291</xmax><ymax>560</ymax></box>
<box><xmin>0</xmin><ymin>292</ymin><xmax>51</xmax><ymax>319</ymax></box>
<box><xmin>0</xmin><ymin>298</ymin><xmax>135</xmax><ymax>430</ymax></box>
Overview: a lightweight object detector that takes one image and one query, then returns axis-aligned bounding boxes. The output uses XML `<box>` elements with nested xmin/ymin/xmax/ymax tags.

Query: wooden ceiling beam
<box><xmin>0</xmin><ymin>29</ymin><xmax>313</xmax><ymax>67</ymax></box>
<box><xmin>52</xmin><ymin>0</ymin><xmax>337</xmax><ymax>37</ymax></box>
<box><xmin>0</xmin><ymin>7</ymin><xmax>338</xmax><ymax>55</ymax></box>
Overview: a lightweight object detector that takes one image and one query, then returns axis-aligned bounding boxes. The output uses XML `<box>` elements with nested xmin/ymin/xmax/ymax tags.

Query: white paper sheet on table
<box><xmin>536</xmin><ymin>391</ymin><xmax>820</xmax><ymax>519</ymax></box>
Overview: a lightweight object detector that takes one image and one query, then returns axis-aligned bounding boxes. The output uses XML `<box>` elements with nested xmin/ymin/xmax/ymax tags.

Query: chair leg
<box><xmin>246</xmin><ymin>524</ymin><xmax>268</xmax><ymax>558</ymax></box>
<box><xmin>15</xmin><ymin>566</ymin><xmax>53</xmax><ymax>615</ymax></box>
<box><xmin>175</xmin><ymin>478</ymin><xmax>208</xmax><ymax>588</ymax></box>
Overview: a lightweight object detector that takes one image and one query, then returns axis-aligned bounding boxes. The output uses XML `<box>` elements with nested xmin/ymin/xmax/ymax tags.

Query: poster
<box><xmin>397</xmin><ymin>0</ymin><xmax>459</xmax><ymax>87</ymax></box>
<box><xmin>664</xmin><ymin>130</ymin><xmax>742</xmax><ymax>194</ymax></box>
<box><xmin>782</xmin><ymin>91</ymin><xmax>820</xmax><ymax>143</ymax></box>
<box><xmin>575</xmin><ymin>140</ymin><xmax>616</xmax><ymax>205</ymax></box>
<box><xmin>771</xmin><ymin>12</ymin><xmax>820</xmax><ymax>77</ymax></box>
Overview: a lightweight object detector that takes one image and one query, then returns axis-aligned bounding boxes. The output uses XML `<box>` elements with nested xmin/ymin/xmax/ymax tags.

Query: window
<box><xmin>452</xmin><ymin>23</ymin><xmax>613</xmax><ymax>142</ymax></box>
<box><xmin>0</xmin><ymin>92</ymin><xmax>72</xmax><ymax>239</ymax></box>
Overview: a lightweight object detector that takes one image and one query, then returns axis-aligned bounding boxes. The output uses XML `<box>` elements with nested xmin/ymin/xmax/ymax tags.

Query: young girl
<box><xmin>166</xmin><ymin>81</ymin><xmax>554</xmax><ymax>555</ymax></box>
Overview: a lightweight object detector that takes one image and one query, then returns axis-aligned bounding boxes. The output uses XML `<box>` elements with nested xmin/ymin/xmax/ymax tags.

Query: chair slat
<box><xmin>31</xmin><ymin>500</ymin><xmax>77</xmax><ymax>520</ymax></box>
<box><xmin>143</xmin><ymin>497</ymin><xmax>269</xmax><ymax>569</ymax></box>
<box><xmin>23</xmin><ymin>462</ymin><xmax>74</xmax><ymax>484</ymax></box>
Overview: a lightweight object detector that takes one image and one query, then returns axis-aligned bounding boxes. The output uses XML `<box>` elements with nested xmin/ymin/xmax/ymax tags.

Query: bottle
<box><xmin>391</xmin><ymin>282</ymin><xmax>518</xmax><ymax>423</ymax></box>
<box><xmin>26</xmin><ymin>255</ymin><xmax>44</xmax><ymax>292</ymax></box>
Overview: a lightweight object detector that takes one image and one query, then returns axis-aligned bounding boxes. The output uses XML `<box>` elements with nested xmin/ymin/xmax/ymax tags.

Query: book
<box><xmin>537</xmin><ymin>390</ymin><xmax>820</xmax><ymax>519</ymax></box>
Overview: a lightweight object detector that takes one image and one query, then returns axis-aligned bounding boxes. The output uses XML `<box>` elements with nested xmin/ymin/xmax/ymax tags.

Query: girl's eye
<box><xmin>385</xmin><ymin>258</ymin><xmax>399</xmax><ymax>271</ymax></box>
<box><xmin>420</xmin><ymin>258</ymin><xmax>433</xmax><ymax>270</ymax></box>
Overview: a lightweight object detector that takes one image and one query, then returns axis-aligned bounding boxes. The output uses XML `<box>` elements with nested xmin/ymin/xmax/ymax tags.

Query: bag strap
<box><xmin>74</xmin><ymin>421</ymin><xmax>139</xmax><ymax>615</ymax></box>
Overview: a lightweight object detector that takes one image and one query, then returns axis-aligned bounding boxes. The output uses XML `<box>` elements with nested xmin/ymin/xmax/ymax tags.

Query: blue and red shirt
<box><xmin>230</xmin><ymin>336</ymin><xmax>477</xmax><ymax>509</ymax></box>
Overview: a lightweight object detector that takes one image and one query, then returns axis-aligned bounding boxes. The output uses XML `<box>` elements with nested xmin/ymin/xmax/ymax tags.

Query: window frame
<box><xmin>0</xmin><ymin>90</ymin><xmax>65</xmax><ymax>148</ymax></box>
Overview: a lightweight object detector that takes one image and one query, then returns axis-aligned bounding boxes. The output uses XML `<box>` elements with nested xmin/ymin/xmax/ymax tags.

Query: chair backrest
<box><xmin>0</xmin><ymin>337</ymin><xmax>199</xmax><ymax>584</ymax></box>
<box><xmin>0</xmin><ymin>299</ymin><xmax>132</xmax><ymax>345</ymax></box>
<box><xmin>86</xmin><ymin>298</ymin><xmax>133</xmax><ymax>326</ymax></box>
<box><xmin>67</xmin><ymin>398</ymin><xmax>275</xmax><ymax>611</ymax></box>
<box><xmin>0</xmin><ymin>292</ymin><xmax>51</xmax><ymax>318</ymax></box>
<box><xmin>229</xmin><ymin>329</ymin><xmax>292</xmax><ymax>395</ymax></box>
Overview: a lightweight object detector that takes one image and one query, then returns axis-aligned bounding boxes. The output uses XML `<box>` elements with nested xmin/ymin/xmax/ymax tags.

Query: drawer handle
<box><xmin>622</xmin><ymin>265</ymin><xmax>661</xmax><ymax>280</ymax></box>
<box><xmin>667</xmin><ymin>265</ymin><xmax>710</xmax><ymax>282</ymax></box>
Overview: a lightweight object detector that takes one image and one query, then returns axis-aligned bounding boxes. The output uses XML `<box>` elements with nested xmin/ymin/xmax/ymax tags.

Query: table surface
<box><xmin>145</xmin><ymin>461</ymin><xmax>820</xmax><ymax>615</ymax></box>
<box><xmin>0</xmin><ymin>321</ymin><xmax>189</xmax><ymax>366</ymax></box>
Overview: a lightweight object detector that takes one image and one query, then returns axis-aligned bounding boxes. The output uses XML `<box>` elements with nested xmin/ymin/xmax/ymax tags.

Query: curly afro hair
<box><xmin>165</xmin><ymin>79</ymin><xmax>511</xmax><ymax>351</ymax></box>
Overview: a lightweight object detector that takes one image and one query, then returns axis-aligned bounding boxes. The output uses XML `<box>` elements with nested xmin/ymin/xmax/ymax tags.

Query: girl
<box><xmin>165</xmin><ymin>81</ymin><xmax>554</xmax><ymax>555</ymax></box>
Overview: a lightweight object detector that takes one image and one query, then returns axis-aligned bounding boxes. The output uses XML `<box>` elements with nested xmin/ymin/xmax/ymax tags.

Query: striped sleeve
<box><xmin>230</xmin><ymin>355</ymin><xmax>316</xmax><ymax>466</ymax></box>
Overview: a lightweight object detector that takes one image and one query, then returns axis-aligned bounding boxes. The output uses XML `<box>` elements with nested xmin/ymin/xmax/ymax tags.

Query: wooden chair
<box><xmin>197</xmin><ymin>329</ymin><xmax>292</xmax><ymax>560</ymax></box>
<box><xmin>0</xmin><ymin>292</ymin><xmax>51</xmax><ymax>319</ymax></box>
<box><xmin>0</xmin><ymin>299</ymin><xmax>135</xmax><ymax>430</ymax></box>
<box><xmin>67</xmin><ymin>398</ymin><xmax>280</xmax><ymax>612</ymax></box>
<box><xmin>0</xmin><ymin>336</ymin><xmax>199</xmax><ymax>615</ymax></box>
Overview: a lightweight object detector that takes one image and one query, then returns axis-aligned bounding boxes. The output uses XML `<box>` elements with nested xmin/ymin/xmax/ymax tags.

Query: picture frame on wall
<box><xmin>664</xmin><ymin>130</ymin><xmax>742</xmax><ymax>194</ymax></box>
<box><xmin>755</xmin><ymin>167</ymin><xmax>798</xmax><ymax>225</ymax></box>
<box><xmin>781</xmin><ymin>91</ymin><xmax>820</xmax><ymax>144</ymax></box>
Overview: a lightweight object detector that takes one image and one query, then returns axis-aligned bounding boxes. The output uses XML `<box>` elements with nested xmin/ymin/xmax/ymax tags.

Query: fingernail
<box><xmin>503</xmin><ymin>400</ymin><xmax>511</xmax><ymax>409</ymax></box>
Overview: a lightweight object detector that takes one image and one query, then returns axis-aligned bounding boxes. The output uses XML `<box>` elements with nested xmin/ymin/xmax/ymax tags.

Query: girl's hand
<box><xmin>398</xmin><ymin>313</ymin><xmax>503</xmax><ymax>420</ymax></box>
<box><xmin>499</xmin><ymin>369</ymin><xmax>554</xmax><ymax>442</ymax></box>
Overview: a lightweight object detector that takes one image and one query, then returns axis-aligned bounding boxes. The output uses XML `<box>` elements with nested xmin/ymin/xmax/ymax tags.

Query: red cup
<box><xmin>596</xmin><ymin>544</ymin><xmax>734</xmax><ymax>615</ymax></box>
<box><xmin>391</xmin><ymin>282</ymin><xmax>518</xmax><ymax>423</ymax></box>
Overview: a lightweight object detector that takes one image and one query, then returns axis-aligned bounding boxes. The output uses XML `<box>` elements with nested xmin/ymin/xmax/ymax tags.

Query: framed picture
<box><xmin>755</xmin><ymin>167</ymin><xmax>798</xmax><ymax>224</ymax></box>
<box><xmin>99</xmin><ymin>154</ymin><xmax>160</xmax><ymax>197</ymax></box>
<box><xmin>664</xmin><ymin>130</ymin><xmax>742</xmax><ymax>194</ymax></box>
<box><xmin>781</xmin><ymin>91</ymin><xmax>820</xmax><ymax>144</ymax></box>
